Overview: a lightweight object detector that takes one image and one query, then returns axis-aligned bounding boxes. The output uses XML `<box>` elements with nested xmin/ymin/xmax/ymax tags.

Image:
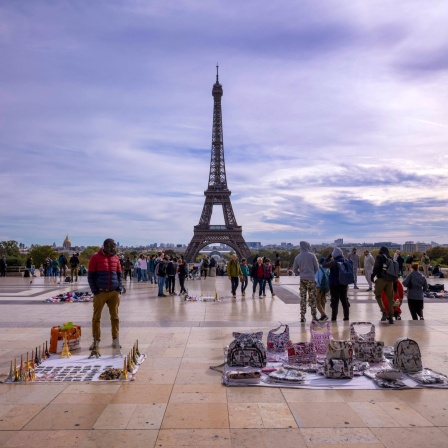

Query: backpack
<box><xmin>428</xmin><ymin>284</ymin><xmax>444</xmax><ymax>292</ymax></box>
<box><xmin>382</xmin><ymin>255</ymin><xmax>399</xmax><ymax>282</ymax></box>
<box><xmin>336</xmin><ymin>259</ymin><xmax>354</xmax><ymax>285</ymax></box>
<box><xmin>393</xmin><ymin>337</ymin><xmax>422</xmax><ymax>373</ymax></box>
<box><xmin>156</xmin><ymin>261</ymin><xmax>166</xmax><ymax>277</ymax></box>
<box><xmin>319</xmin><ymin>266</ymin><xmax>330</xmax><ymax>293</ymax></box>
<box><xmin>227</xmin><ymin>332</ymin><xmax>267</xmax><ymax>368</ymax></box>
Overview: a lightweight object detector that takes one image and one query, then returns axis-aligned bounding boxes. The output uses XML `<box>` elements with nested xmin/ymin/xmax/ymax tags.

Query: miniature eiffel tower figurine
<box><xmin>135</xmin><ymin>340</ymin><xmax>141</xmax><ymax>358</ymax></box>
<box><xmin>120</xmin><ymin>356</ymin><xmax>128</xmax><ymax>380</ymax></box>
<box><xmin>88</xmin><ymin>339</ymin><xmax>101</xmax><ymax>359</ymax></box>
<box><xmin>5</xmin><ymin>361</ymin><xmax>14</xmax><ymax>382</ymax></box>
<box><xmin>45</xmin><ymin>341</ymin><xmax>50</xmax><ymax>358</ymax></box>
<box><xmin>60</xmin><ymin>332</ymin><xmax>72</xmax><ymax>358</ymax></box>
<box><xmin>14</xmin><ymin>358</ymin><xmax>20</xmax><ymax>382</ymax></box>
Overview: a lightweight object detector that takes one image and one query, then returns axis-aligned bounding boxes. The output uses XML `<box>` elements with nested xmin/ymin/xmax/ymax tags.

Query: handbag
<box><xmin>267</xmin><ymin>323</ymin><xmax>290</xmax><ymax>352</ymax></box>
<box><xmin>287</xmin><ymin>342</ymin><xmax>317</xmax><ymax>364</ymax></box>
<box><xmin>326</xmin><ymin>339</ymin><xmax>353</xmax><ymax>361</ymax></box>
<box><xmin>310</xmin><ymin>320</ymin><xmax>332</xmax><ymax>354</ymax></box>
<box><xmin>227</xmin><ymin>333</ymin><xmax>267</xmax><ymax>368</ymax></box>
<box><xmin>324</xmin><ymin>358</ymin><xmax>354</xmax><ymax>379</ymax></box>
<box><xmin>350</xmin><ymin>322</ymin><xmax>384</xmax><ymax>363</ymax></box>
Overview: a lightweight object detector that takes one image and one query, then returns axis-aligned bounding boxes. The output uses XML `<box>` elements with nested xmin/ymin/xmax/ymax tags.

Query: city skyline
<box><xmin>1</xmin><ymin>1</ymin><xmax>448</xmax><ymax>247</ymax></box>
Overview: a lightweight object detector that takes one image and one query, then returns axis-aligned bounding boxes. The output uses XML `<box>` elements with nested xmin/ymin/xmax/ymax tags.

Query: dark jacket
<box><xmin>166</xmin><ymin>260</ymin><xmax>176</xmax><ymax>276</ymax></box>
<box><xmin>70</xmin><ymin>255</ymin><xmax>80</xmax><ymax>268</ymax></box>
<box><xmin>372</xmin><ymin>246</ymin><xmax>391</xmax><ymax>281</ymax></box>
<box><xmin>323</xmin><ymin>255</ymin><xmax>346</xmax><ymax>287</ymax></box>
<box><xmin>403</xmin><ymin>270</ymin><xmax>428</xmax><ymax>300</ymax></box>
<box><xmin>88</xmin><ymin>249</ymin><xmax>122</xmax><ymax>295</ymax></box>
<box><xmin>251</xmin><ymin>262</ymin><xmax>265</xmax><ymax>279</ymax></box>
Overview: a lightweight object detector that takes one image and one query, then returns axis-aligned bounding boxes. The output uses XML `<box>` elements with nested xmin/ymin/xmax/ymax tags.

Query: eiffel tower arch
<box><xmin>184</xmin><ymin>67</ymin><xmax>251</xmax><ymax>262</ymax></box>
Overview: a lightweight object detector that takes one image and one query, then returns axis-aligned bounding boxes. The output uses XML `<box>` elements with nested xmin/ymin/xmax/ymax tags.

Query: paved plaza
<box><xmin>0</xmin><ymin>273</ymin><xmax>448</xmax><ymax>447</ymax></box>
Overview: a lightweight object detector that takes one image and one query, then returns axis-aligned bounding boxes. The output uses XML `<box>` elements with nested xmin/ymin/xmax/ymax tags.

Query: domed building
<box><xmin>62</xmin><ymin>235</ymin><xmax>71</xmax><ymax>250</ymax></box>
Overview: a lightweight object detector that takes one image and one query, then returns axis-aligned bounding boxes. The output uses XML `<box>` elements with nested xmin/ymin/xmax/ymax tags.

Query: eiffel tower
<box><xmin>184</xmin><ymin>67</ymin><xmax>251</xmax><ymax>262</ymax></box>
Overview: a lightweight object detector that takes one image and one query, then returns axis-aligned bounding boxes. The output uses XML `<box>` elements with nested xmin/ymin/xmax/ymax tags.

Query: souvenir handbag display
<box><xmin>310</xmin><ymin>320</ymin><xmax>332</xmax><ymax>354</ymax></box>
<box><xmin>326</xmin><ymin>339</ymin><xmax>353</xmax><ymax>361</ymax></box>
<box><xmin>268</xmin><ymin>369</ymin><xmax>306</xmax><ymax>383</ymax></box>
<box><xmin>267</xmin><ymin>323</ymin><xmax>290</xmax><ymax>352</ymax></box>
<box><xmin>227</xmin><ymin>332</ymin><xmax>267</xmax><ymax>368</ymax></box>
<box><xmin>375</xmin><ymin>368</ymin><xmax>403</xmax><ymax>381</ymax></box>
<box><xmin>287</xmin><ymin>342</ymin><xmax>317</xmax><ymax>364</ymax></box>
<box><xmin>393</xmin><ymin>337</ymin><xmax>422</xmax><ymax>373</ymax></box>
<box><xmin>324</xmin><ymin>358</ymin><xmax>354</xmax><ymax>379</ymax></box>
<box><xmin>350</xmin><ymin>322</ymin><xmax>384</xmax><ymax>363</ymax></box>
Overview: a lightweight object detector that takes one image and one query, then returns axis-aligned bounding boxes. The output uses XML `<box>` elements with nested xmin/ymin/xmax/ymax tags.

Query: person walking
<box><xmin>58</xmin><ymin>253</ymin><xmax>68</xmax><ymax>280</ymax></box>
<box><xmin>200</xmin><ymin>255</ymin><xmax>210</xmax><ymax>279</ymax></box>
<box><xmin>274</xmin><ymin>254</ymin><xmax>282</xmax><ymax>279</ymax></box>
<box><xmin>403</xmin><ymin>263</ymin><xmax>428</xmax><ymax>320</ymax></box>
<box><xmin>262</xmin><ymin>258</ymin><xmax>276</xmax><ymax>298</ymax></box>
<box><xmin>404</xmin><ymin>254</ymin><xmax>413</xmax><ymax>277</ymax></box>
<box><xmin>251</xmin><ymin>257</ymin><xmax>265</xmax><ymax>299</ymax></box>
<box><xmin>293</xmin><ymin>241</ymin><xmax>319</xmax><ymax>322</ymax></box>
<box><xmin>87</xmin><ymin>238</ymin><xmax>123</xmax><ymax>349</ymax></box>
<box><xmin>363</xmin><ymin>250</ymin><xmax>375</xmax><ymax>291</ymax></box>
<box><xmin>323</xmin><ymin>247</ymin><xmax>350</xmax><ymax>322</ymax></box>
<box><xmin>227</xmin><ymin>254</ymin><xmax>242</xmax><ymax>298</ymax></box>
<box><xmin>240</xmin><ymin>258</ymin><xmax>250</xmax><ymax>297</ymax></box>
<box><xmin>166</xmin><ymin>257</ymin><xmax>176</xmax><ymax>295</ymax></box>
<box><xmin>382</xmin><ymin>279</ymin><xmax>404</xmax><ymax>320</ymax></box>
<box><xmin>348</xmin><ymin>248</ymin><xmax>360</xmax><ymax>289</ymax></box>
<box><xmin>123</xmin><ymin>257</ymin><xmax>133</xmax><ymax>281</ymax></box>
<box><xmin>371</xmin><ymin>246</ymin><xmax>395</xmax><ymax>324</ymax></box>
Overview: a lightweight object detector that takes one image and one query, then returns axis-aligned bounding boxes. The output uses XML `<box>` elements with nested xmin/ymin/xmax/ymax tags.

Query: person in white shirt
<box><xmin>363</xmin><ymin>250</ymin><xmax>375</xmax><ymax>291</ymax></box>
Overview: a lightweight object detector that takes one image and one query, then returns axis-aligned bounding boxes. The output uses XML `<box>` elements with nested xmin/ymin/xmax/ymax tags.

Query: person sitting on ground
<box><xmin>403</xmin><ymin>262</ymin><xmax>428</xmax><ymax>320</ymax></box>
<box><xmin>432</xmin><ymin>264</ymin><xmax>444</xmax><ymax>278</ymax></box>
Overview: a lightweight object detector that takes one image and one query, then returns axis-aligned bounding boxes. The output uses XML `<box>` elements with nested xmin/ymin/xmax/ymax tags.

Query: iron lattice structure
<box><xmin>184</xmin><ymin>68</ymin><xmax>251</xmax><ymax>262</ymax></box>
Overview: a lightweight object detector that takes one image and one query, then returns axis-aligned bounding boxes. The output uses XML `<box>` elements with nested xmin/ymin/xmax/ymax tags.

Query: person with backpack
<box><xmin>292</xmin><ymin>241</ymin><xmax>319</xmax><ymax>322</ymax></box>
<box><xmin>371</xmin><ymin>246</ymin><xmax>396</xmax><ymax>324</ymax></box>
<box><xmin>315</xmin><ymin>257</ymin><xmax>330</xmax><ymax>321</ymax></box>
<box><xmin>155</xmin><ymin>256</ymin><xmax>168</xmax><ymax>297</ymax></box>
<box><xmin>323</xmin><ymin>247</ymin><xmax>352</xmax><ymax>322</ymax></box>
<box><xmin>200</xmin><ymin>255</ymin><xmax>210</xmax><ymax>279</ymax></box>
<box><xmin>58</xmin><ymin>253</ymin><xmax>68</xmax><ymax>280</ymax></box>
<box><xmin>363</xmin><ymin>250</ymin><xmax>375</xmax><ymax>292</ymax></box>
<box><xmin>69</xmin><ymin>252</ymin><xmax>80</xmax><ymax>282</ymax></box>
<box><xmin>403</xmin><ymin>262</ymin><xmax>428</xmax><ymax>320</ymax></box>
<box><xmin>382</xmin><ymin>278</ymin><xmax>404</xmax><ymax>320</ymax></box>
<box><xmin>227</xmin><ymin>254</ymin><xmax>243</xmax><ymax>298</ymax></box>
<box><xmin>421</xmin><ymin>253</ymin><xmax>430</xmax><ymax>278</ymax></box>
<box><xmin>166</xmin><ymin>257</ymin><xmax>177</xmax><ymax>295</ymax></box>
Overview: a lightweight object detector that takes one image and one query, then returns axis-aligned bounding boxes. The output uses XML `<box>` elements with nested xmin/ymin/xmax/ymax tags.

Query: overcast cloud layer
<box><xmin>1</xmin><ymin>0</ymin><xmax>448</xmax><ymax>247</ymax></box>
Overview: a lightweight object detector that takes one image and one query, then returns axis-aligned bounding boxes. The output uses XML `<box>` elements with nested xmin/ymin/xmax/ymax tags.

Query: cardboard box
<box><xmin>50</xmin><ymin>325</ymin><xmax>82</xmax><ymax>353</ymax></box>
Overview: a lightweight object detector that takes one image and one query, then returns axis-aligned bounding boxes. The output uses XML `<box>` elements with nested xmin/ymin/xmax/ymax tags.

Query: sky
<box><xmin>1</xmin><ymin>0</ymin><xmax>448</xmax><ymax>247</ymax></box>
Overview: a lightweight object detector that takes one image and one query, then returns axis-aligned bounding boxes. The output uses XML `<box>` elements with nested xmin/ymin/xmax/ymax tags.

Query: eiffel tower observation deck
<box><xmin>184</xmin><ymin>67</ymin><xmax>251</xmax><ymax>262</ymax></box>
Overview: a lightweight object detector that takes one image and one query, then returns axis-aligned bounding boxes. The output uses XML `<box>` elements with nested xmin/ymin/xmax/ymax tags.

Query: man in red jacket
<box><xmin>88</xmin><ymin>238</ymin><xmax>122</xmax><ymax>350</ymax></box>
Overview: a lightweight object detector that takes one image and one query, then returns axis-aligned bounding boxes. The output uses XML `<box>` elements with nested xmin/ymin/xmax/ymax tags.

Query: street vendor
<box><xmin>87</xmin><ymin>238</ymin><xmax>122</xmax><ymax>350</ymax></box>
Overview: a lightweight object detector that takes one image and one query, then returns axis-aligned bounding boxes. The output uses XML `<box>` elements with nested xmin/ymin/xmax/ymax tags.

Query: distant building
<box><xmin>334</xmin><ymin>238</ymin><xmax>343</xmax><ymax>246</ymax></box>
<box><xmin>247</xmin><ymin>242</ymin><xmax>262</xmax><ymax>249</ymax></box>
<box><xmin>403</xmin><ymin>241</ymin><xmax>416</xmax><ymax>253</ymax></box>
<box><xmin>62</xmin><ymin>235</ymin><xmax>71</xmax><ymax>250</ymax></box>
<box><xmin>416</xmin><ymin>242</ymin><xmax>432</xmax><ymax>253</ymax></box>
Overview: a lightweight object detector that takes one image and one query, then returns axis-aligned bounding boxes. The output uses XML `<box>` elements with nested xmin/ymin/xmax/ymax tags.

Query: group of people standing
<box><xmin>295</xmin><ymin>242</ymin><xmax>430</xmax><ymax>324</ymax></box>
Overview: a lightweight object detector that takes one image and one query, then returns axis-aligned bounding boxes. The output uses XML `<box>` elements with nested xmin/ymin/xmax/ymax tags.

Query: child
<box><xmin>382</xmin><ymin>279</ymin><xmax>404</xmax><ymax>320</ymax></box>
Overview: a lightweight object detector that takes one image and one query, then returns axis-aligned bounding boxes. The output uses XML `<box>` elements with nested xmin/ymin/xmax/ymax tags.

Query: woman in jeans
<box><xmin>261</xmin><ymin>258</ymin><xmax>276</xmax><ymax>298</ymax></box>
<box><xmin>403</xmin><ymin>263</ymin><xmax>428</xmax><ymax>320</ymax></box>
<box><xmin>240</xmin><ymin>258</ymin><xmax>250</xmax><ymax>297</ymax></box>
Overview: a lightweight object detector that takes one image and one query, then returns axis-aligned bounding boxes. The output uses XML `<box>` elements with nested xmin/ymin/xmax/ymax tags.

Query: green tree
<box><xmin>80</xmin><ymin>246</ymin><xmax>100</xmax><ymax>266</ymax></box>
<box><xmin>0</xmin><ymin>240</ymin><xmax>21</xmax><ymax>258</ymax></box>
<box><xmin>428</xmin><ymin>247</ymin><xmax>448</xmax><ymax>266</ymax></box>
<box><xmin>28</xmin><ymin>246</ymin><xmax>58</xmax><ymax>268</ymax></box>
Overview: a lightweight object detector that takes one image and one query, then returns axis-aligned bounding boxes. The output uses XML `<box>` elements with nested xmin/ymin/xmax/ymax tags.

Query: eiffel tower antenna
<box><xmin>184</xmin><ymin>68</ymin><xmax>251</xmax><ymax>262</ymax></box>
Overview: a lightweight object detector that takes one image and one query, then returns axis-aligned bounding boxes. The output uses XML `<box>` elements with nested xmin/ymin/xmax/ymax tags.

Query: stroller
<box><xmin>187</xmin><ymin>264</ymin><xmax>201</xmax><ymax>280</ymax></box>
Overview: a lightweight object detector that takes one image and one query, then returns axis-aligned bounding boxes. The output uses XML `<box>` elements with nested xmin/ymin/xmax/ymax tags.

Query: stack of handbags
<box><xmin>227</xmin><ymin>332</ymin><xmax>267</xmax><ymax>368</ymax></box>
<box><xmin>324</xmin><ymin>339</ymin><xmax>354</xmax><ymax>379</ymax></box>
<box><xmin>310</xmin><ymin>320</ymin><xmax>333</xmax><ymax>355</ymax></box>
<box><xmin>350</xmin><ymin>322</ymin><xmax>384</xmax><ymax>363</ymax></box>
<box><xmin>287</xmin><ymin>340</ymin><xmax>317</xmax><ymax>365</ymax></box>
<box><xmin>267</xmin><ymin>323</ymin><xmax>290</xmax><ymax>352</ymax></box>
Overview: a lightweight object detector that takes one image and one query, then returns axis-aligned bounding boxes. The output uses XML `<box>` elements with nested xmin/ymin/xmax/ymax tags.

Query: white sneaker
<box><xmin>89</xmin><ymin>340</ymin><xmax>100</xmax><ymax>350</ymax></box>
<box><xmin>112</xmin><ymin>339</ymin><xmax>121</xmax><ymax>349</ymax></box>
